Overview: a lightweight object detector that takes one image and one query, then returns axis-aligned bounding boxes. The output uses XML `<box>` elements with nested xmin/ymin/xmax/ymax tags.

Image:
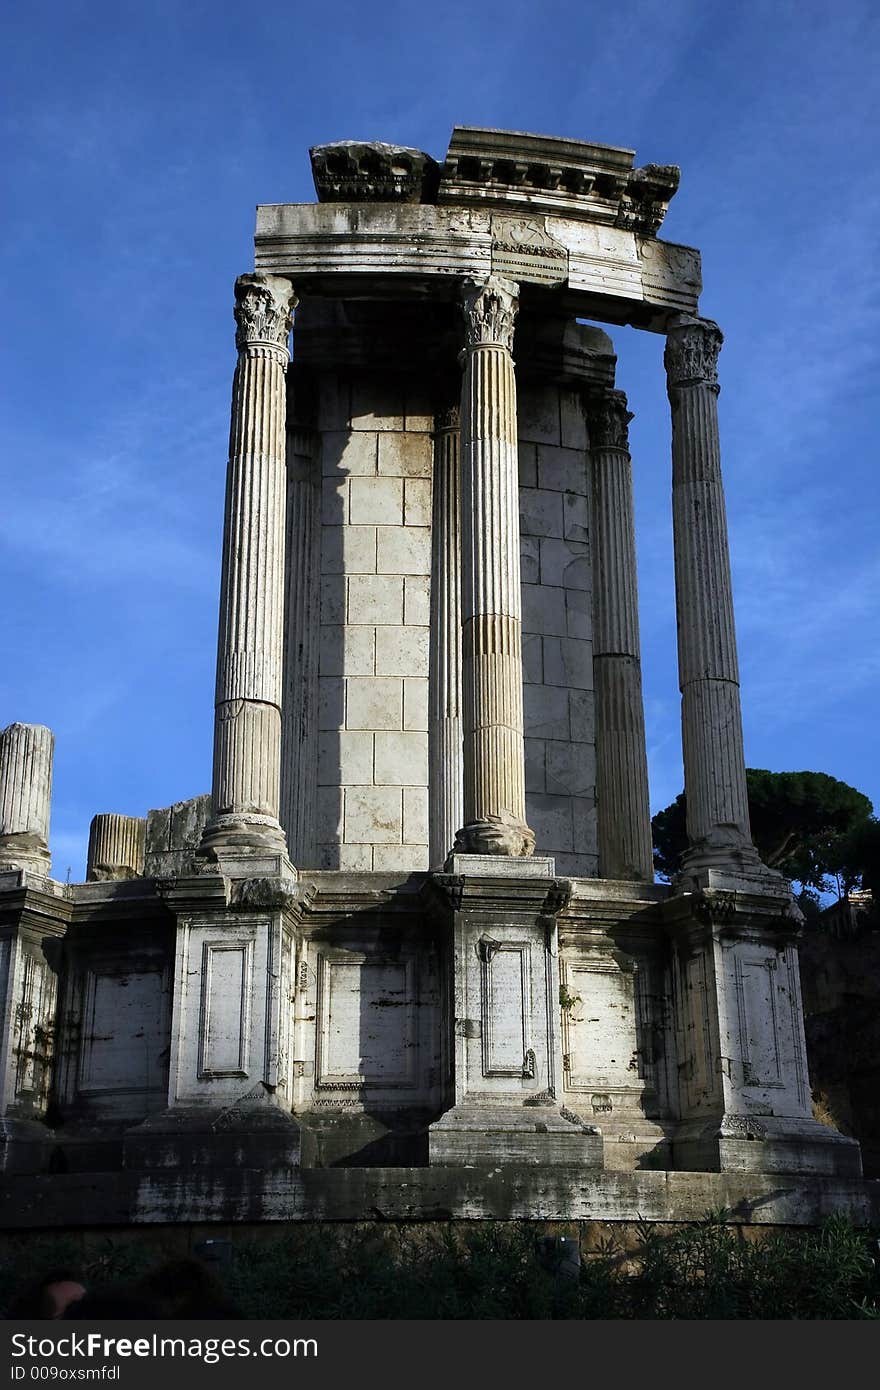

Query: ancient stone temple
<box><xmin>1</xmin><ymin>128</ymin><xmax>874</xmax><ymax>1230</ymax></box>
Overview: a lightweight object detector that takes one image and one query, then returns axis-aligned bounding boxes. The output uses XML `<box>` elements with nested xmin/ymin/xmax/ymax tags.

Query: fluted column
<box><xmin>201</xmin><ymin>273</ymin><xmax>297</xmax><ymax>858</ymax></box>
<box><xmin>665</xmin><ymin>315</ymin><xmax>759</xmax><ymax>875</ymax></box>
<box><xmin>429</xmin><ymin>406</ymin><xmax>463</xmax><ymax>867</ymax></box>
<box><xmin>454</xmin><ymin>277</ymin><xmax>534</xmax><ymax>857</ymax></box>
<box><xmin>0</xmin><ymin>723</ymin><xmax>53</xmax><ymax>874</ymax></box>
<box><xmin>280</xmin><ymin>421</ymin><xmax>320</xmax><ymax>866</ymax></box>
<box><xmin>588</xmin><ymin>390</ymin><xmax>653</xmax><ymax>880</ymax></box>
<box><xmin>87</xmin><ymin>814</ymin><xmax>146</xmax><ymax>881</ymax></box>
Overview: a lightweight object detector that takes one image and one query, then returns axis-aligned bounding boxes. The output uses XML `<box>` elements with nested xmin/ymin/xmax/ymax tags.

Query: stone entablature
<box><xmin>439</xmin><ymin>126</ymin><xmax>679</xmax><ymax>235</ymax></box>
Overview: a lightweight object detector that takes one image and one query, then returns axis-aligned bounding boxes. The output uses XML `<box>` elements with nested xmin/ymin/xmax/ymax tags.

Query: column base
<box><xmin>429</xmin><ymin>1101</ymin><xmax>602</xmax><ymax>1167</ymax></box>
<box><xmin>677</xmin><ymin>835</ymin><xmax>784</xmax><ymax>893</ymax></box>
<box><xmin>445</xmin><ymin>853</ymin><xmax>555</xmax><ymax>878</ymax></box>
<box><xmin>673</xmin><ymin>1115</ymin><xmax>862</xmax><ymax>1177</ymax></box>
<box><xmin>0</xmin><ymin>833</ymin><xmax>52</xmax><ymax>876</ymax></box>
<box><xmin>198</xmin><ymin>812</ymin><xmax>290</xmax><ymax>862</ymax></box>
<box><xmin>450</xmin><ymin>812</ymin><xmax>536</xmax><ymax>859</ymax></box>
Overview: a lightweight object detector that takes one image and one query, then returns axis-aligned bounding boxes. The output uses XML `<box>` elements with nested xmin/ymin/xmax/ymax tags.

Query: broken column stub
<box><xmin>428</xmin><ymin>873</ymin><xmax>602</xmax><ymax>1166</ymax></box>
<box><xmin>124</xmin><ymin>872</ymin><xmax>301</xmax><ymax>1172</ymax></box>
<box><xmin>664</xmin><ymin>887</ymin><xmax>862</xmax><ymax>1177</ymax></box>
<box><xmin>0</xmin><ymin>724</ymin><xmax>54</xmax><ymax>876</ymax></box>
<box><xmin>86</xmin><ymin>814</ymin><xmax>146</xmax><ymax>881</ymax></box>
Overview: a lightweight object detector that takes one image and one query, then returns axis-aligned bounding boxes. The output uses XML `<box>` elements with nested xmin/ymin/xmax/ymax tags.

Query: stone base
<box><xmin>2</xmin><ymin>1165</ymin><xmax>878</xmax><ymax>1230</ymax></box>
<box><xmin>124</xmin><ymin>1096</ymin><xmax>301</xmax><ymax>1172</ymax></box>
<box><xmin>673</xmin><ymin>1115</ymin><xmax>862</xmax><ymax>1177</ymax></box>
<box><xmin>197</xmin><ymin>813</ymin><xmax>291</xmax><ymax>864</ymax></box>
<box><xmin>591</xmin><ymin>1117</ymin><xmax>674</xmax><ymax>1172</ymax></box>
<box><xmin>445</xmin><ymin>854</ymin><xmax>556</xmax><ymax>878</ymax></box>
<box><xmin>429</xmin><ymin>1104</ymin><xmax>603</xmax><ymax>1167</ymax></box>
<box><xmin>0</xmin><ymin>1117</ymin><xmax>55</xmax><ymax>1174</ymax></box>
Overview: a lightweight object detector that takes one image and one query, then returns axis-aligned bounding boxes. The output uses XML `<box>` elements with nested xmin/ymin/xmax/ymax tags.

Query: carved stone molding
<box><xmin>234</xmin><ymin>273</ymin><xmax>297</xmax><ymax>355</ymax></box>
<box><xmin>452</xmin><ymin>812</ymin><xmax>536</xmax><ymax>858</ymax></box>
<box><xmin>588</xmin><ymin>388</ymin><xmax>633</xmax><ymax>451</ymax></box>
<box><xmin>664</xmin><ymin>314</ymin><xmax>723</xmax><ymax>392</ymax></box>
<box><xmin>310</xmin><ymin>141</ymin><xmax>440</xmax><ymax>204</ymax></box>
<box><xmin>461</xmin><ymin>276</ymin><xmax>519</xmax><ymax>352</ymax></box>
<box><xmin>435</xmin><ymin>404</ymin><xmax>461</xmax><ymax>432</ymax></box>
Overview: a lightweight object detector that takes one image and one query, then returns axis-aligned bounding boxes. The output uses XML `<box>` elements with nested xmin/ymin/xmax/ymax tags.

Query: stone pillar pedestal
<box><xmin>86</xmin><ymin>814</ymin><xmax>146</xmax><ymax>881</ymax></box>
<box><xmin>429</xmin><ymin>405</ymin><xmax>463</xmax><ymax>868</ymax></box>
<box><xmin>0</xmin><ymin>724</ymin><xmax>54</xmax><ymax>876</ymax></box>
<box><xmin>454</xmin><ymin>277</ymin><xmax>535</xmax><ymax>860</ymax></box>
<box><xmin>201</xmin><ymin>273</ymin><xmax>298</xmax><ymax>867</ymax></box>
<box><xmin>587</xmin><ymin>390</ymin><xmax>652</xmax><ymax>881</ymax></box>
<box><xmin>124</xmin><ymin>872</ymin><xmax>301</xmax><ymax>1175</ymax></box>
<box><xmin>0</xmin><ymin>864</ymin><xmax>67</xmax><ymax>1172</ymax></box>
<box><xmin>428</xmin><ymin>863</ymin><xmax>602</xmax><ymax>1166</ymax></box>
<box><xmin>664</xmin><ymin>886</ymin><xmax>861</xmax><ymax>1175</ymax></box>
<box><xmin>665</xmin><ymin>316</ymin><xmax>764</xmax><ymax>884</ymax></box>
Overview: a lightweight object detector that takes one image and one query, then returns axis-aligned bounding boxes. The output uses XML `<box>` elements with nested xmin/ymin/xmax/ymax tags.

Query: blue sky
<box><xmin>2</xmin><ymin>0</ymin><xmax>878</xmax><ymax>880</ymax></box>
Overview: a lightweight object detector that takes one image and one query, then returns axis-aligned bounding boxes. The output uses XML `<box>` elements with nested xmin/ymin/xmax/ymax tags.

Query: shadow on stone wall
<box><xmin>800</xmin><ymin>925</ymin><xmax>880</xmax><ymax>1177</ymax></box>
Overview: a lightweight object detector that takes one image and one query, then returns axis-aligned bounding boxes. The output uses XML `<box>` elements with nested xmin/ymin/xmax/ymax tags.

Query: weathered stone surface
<box><xmin>457</xmin><ymin>277</ymin><xmax>533</xmax><ymax>857</ymax></box>
<box><xmin>587</xmin><ymin>389</ymin><xmax>652</xmax><ymax>881</ymax></box>
<box><xmin>439</xmin><ymin>126</ymin><xmax>678</xmax><ymax>234</ymax></box>
<box><xmin>144</xmin><ymin>794</ymin><xmax>211</xmax><ymax>878</ymax></box>
<box><xmin>665</xmin><ymin>316</ymin><xmax>774</xmax><ymax>886</ymax></box>
<box><xmin>0</xmin><ymin>724</ymin><xmax>53</xmax><ymax>875</ymax></box>
<box><xmin>201</xmin><ymin>272</ymin><xmax>297</xmax><ymax>861</ymax></box>
<box><xmin>310</xmin><ymin>141</ymin><xmax>440</xmax><ymax>204</ymax></box>
<box><xmin>86</xmin><ymin>814</ymin><xmax>145</xmax><ymax>881</ymax></box>
<box><xmin>3</xmin><ymin>126</ymin><xmax>871</xmax><ymax>1219</ymax></box>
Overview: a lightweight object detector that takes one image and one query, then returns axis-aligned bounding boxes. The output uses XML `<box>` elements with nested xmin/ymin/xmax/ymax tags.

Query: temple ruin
<box><xmin>0</xmin><ymin>127</ymin><xmax>873</xmax><ymax>1230</ymax></box>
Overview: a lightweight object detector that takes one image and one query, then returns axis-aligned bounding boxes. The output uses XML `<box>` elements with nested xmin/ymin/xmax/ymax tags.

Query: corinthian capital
<box><xmin>664</xmin><ymin>314</ymin><xmax>723</xmax><ymax>392</ymax></box>
<box><xmin>588</xmin><ymin>389</ymin><xmax>633</xmax><ymax>451</ymax></box>
<box><xmin>234</xmin><ymin>273</ymin><xmax>298</xmax><ymax>355</ymax></box>
<box><xmin>461</xmin><ymin>276</ymin><xmax>519</xmax><ymax>352</ymax></box>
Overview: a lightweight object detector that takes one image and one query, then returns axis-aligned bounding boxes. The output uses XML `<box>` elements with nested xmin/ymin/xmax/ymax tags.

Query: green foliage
<box><xmin>2</xmin><ymin>1215</ymin><xmax>877</xmax><ymax>1320</ymax></box>
<box><xmin>652</xmin><ymin>768</ymin><xmax>877</xmax><ymax>900</ymax></box>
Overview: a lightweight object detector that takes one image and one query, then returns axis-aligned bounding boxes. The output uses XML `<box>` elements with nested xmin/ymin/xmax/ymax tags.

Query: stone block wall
<box><xmin>314</xmin><ymin>372</ymin><xmax>433</xmax><ymax>871</ymax></box>
<box><xmin>518</xmin><ymin>381</ymin><xmax>597</xmax><ymax>874</ymax></box>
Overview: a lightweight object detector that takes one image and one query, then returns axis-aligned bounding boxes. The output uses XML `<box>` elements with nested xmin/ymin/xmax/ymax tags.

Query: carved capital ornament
<box><xmin>435</xmin><ymin>404</ymin><xmax>461</xmax><ymax>433</ymax></box>
<box><xmin>234</xmin><ymin>273</ymin><xmax>298</xmax><ymax>357</ymax></box>
<box><xmin>588</xmin><ymin>389</ymin><xmax>633</xmax><ymax>451</ymax></box>
<box><xmin>664</xmin><ymin>315</ymin><xmax>723</xmax><ymax>393</ymax></box>
<box><xmin>461</xmin><ymin>276</ymin><xmax>519</xmax><ymax>353</ymax></box>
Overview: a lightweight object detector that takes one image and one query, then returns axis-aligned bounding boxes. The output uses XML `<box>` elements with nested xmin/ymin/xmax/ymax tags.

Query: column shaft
<box><xmin>280</xmin><ymin>423</ymin><xmax>320</xmax><ymax>866</ymax></box>
<box><xmin>0</xmin><ymin>723</ymin><xmax>53</xmax><ymax>873</ymax></box>
<box><xmin>202</xmin><ymin>273</ymin><xmax>297</xmax><ymax>857</ymax></box>
<box><xmin>455</xmin><ymin>278</ymin><xmax>534</xmax><ymax>856</ymax></box>
<box><xmin>429</xmin><ymin>407</ymin><xmax>463</xmax><ymax>867</ymax></box>
<box><xmin>665</xmin><ymin>315</ymin><xmax>754</xmax><ymax>869</ymax></box>
<box><xmin>588</xmin><ymin>391</ymin><xmax>653</xmax><ymax>880</ymax></box>
<box><xmin>87</xmin><ymin>814</ymin><xmax>146</xmax><ymax>881</ymax></box>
